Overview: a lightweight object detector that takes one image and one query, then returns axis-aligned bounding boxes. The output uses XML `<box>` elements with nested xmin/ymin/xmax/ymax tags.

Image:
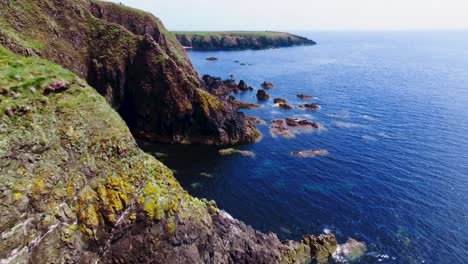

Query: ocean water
<box><xmin>138</xmin><ymin>31</ymin><xmax>468</xmax><ymax>263</ymax></box>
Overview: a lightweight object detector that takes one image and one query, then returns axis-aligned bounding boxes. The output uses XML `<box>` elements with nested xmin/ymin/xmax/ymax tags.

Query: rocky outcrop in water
<box><xmin>175</xmin><ymin>31</ymin><xmax>316</xmax><ymax>50</ymax></box>
<box><xmin>262</xmin><ymin>81</ymin><xmax>275</xmax><ymax>89</ymax></box>
<box><xmin>299</xmin><ymin>103</ymin><xmax>321</xmax><ymax>110</ymax></box>
<box><xmin>257</xmin><ymin>89</ymin><xmax>270</xmax><ymax>100</ymax></box>
<box><xmin>202</xmin><ymin>75</ymin><xmax>254</xmax><ymax>95</ymax></box>
<box><xmin>271</xmin><ymin>118</ymin><xmax>321</xmax><ymax>138</ymax></box>
<box><xmin>0</xmin><ymin>0</ymin><xmax>259</xmax><ymax>145</ymax></box>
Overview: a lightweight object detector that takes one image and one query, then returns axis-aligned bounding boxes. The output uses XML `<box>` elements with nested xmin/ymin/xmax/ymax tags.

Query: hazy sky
<box><xmin>107</xmin><ymin>0</ymin><xmax>468</xmax><ymax>31</ymax></box>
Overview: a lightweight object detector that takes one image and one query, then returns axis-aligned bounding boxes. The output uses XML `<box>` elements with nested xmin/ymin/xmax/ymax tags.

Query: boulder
<box><xmin>256</xmin><ymin>89</ymin><xmax>270</xmax><ymax>100</ymax></box>
<box><xmin>273</xmin><ymin>98</ymin><xmax>287</xmax><ymax>104</ymax></box>
<box><xmin>278</xmin><ymin>102</ymin><xmax>293</xmax><ymax>109</ymax></box>
<box><xmin>261</xmin><ymin>81</ymin><xmax>274</xmax><ymax>89</ymax></box>
<box><xmin>237</xmin><ymin>80</ymin><xmax>249</xmax><ymax>91</ymax></box>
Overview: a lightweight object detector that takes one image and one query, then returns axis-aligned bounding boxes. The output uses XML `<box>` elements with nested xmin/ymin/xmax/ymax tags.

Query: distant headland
<box><xmin>173</xmin><ymin>31</ymin><xmax>316</xmax><ymax>50</ymax></box>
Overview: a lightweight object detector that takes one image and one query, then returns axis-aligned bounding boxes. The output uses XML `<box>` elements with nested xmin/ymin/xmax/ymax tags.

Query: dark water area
<box><xmin>138</xmin><ymin>31</ymin><xmax>468</xmax><ymax>263</ymax></box>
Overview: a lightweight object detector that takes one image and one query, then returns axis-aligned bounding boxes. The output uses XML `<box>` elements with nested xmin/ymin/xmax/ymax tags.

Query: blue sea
<box><xmin>139</xmin><ymin>31</ymin><xmax>468</xmax><ymax>263</ymax></box>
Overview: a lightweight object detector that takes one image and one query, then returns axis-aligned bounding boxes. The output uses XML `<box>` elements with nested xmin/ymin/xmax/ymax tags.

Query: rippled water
<box><xmin>138</xmin><ymin>31</ymin><xmax>468</xmax><ymax>263</ymax></box>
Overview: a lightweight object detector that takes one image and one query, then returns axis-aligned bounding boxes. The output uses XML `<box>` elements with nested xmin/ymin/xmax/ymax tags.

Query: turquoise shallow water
<box><xmin>138</xmin><ymin>31</ymin><xmax>468</xmax><ymax>263</ymax></box>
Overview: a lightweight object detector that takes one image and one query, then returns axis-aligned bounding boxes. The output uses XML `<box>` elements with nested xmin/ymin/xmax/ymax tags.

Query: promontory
<box><xmin>174</xmin><ymin>31</ymin><xmax>316</xmax><ymax>50</ymax></box>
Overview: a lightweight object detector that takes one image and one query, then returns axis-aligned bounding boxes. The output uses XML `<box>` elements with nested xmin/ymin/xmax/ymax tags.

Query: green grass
<box><xmin>0</xmin><ymin>47</ymin><xmax>77</xmax><ymax>116</ymax></box>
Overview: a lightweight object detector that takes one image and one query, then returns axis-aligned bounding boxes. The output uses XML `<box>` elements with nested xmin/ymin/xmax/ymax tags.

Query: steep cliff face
<box><xmin>0</xmin><ymin>0</ymin><xmax>259</xmax><ymax>144</ymax></box>
<box><xmin>175</xmin><ymin>31</ymin><xmax>316</xmax><ymax>50</ymax></box>
<box><xmin>0</xmin><ymin>48</ymin><xmax>337</xmax><ymax>264</ymax></box>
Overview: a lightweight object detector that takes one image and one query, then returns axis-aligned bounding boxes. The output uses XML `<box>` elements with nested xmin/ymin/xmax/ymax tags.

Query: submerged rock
<box><xmin>206</xmin><ymin>57</ymin><xmax>218</xmax><ymax>61</ymax></box>
<box><xmin>219</xmin><ymin>148</ymin><xmax>255</xmax><ymax>157</ymax></box>
<box><xmin>256</xmin><ymin>89</ymin><xmax>270</xmax><ymax>100</ymax></box>
<box><xmin>270</xmin><ymin>118</ymin><xmax>320</xmax><ymax>138</ymax></box>
<box><xmin>291</xmin><ymin>149</ymin><xmax>329</xmax><ymax>158</ymax></box>
<box><xmin>261</xmin><ymin>81</ymin><xmax>274</xmax><ymax>89</ymax></box>
<box><xmin>298</xmin><ymin>103</ymin><xmax>320</xmax><ymax>110</ymax></box>
<box><xmin>332</xmin><ymin>239</ymin><xmax>367</xmax><ymax>262</ymax></box>
<box><xmin>297</xmin><ymin>94</ymin><xmax>314</xmax><ymax>99</ymax></box>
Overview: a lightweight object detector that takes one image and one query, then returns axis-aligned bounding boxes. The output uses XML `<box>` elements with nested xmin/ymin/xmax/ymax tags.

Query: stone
<box><xmin>273</xmin><ymin>98</ymin><xmax>287</xmax><ymax>104</ymax></box>
<box><xmin>261</xmin><ymin>81</ymin><xmax>274</xmax><ymax>89</ymax></box>
<box><xmin>256</xmin><ymin>89</ymin><xmax>270</xmax><ymax>100</ymax></box>
<box><xmin>298</xmin><ymin>103</ymin><xmax>320</xmax><ymax>110</ymax></box>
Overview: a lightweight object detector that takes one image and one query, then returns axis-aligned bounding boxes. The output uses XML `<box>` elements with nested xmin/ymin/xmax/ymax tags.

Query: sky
<box><xmin>107</xmin><ymin>0</ymin><xmax>468</xmax><ymax>31</ymax></box>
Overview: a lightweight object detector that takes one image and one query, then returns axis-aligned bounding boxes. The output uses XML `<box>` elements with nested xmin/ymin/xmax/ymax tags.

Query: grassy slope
<box><xmin>0</xmin><ymin>47</ymin><xmax>213</xmax><ymax>260</ymax></box>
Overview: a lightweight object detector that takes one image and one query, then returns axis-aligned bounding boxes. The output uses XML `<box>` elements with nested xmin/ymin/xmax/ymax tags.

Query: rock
<box><xmin>332</xmin><ymin>239</ymin><xmax>367</xmax><ymax>262</ymax></box>
<box><xmin>270</xmin><ymin>118</ymin><xmax>320</xmax><ymax>138</ymax></box>
<box><xmin>202</xmin><ymin>75</ymin><xmax>231</xmax><ymax>95</ymax></box>
<box><xmin>273</xmin><ymin>98</ymin><xmax>287</xmax><ymax>104</ymax></box>
<box><xmin>278</xmin><ymin>102</ymin><xmax>293</xmax><ymax>109</ymax></box>
<box><xmin>249</xmin><ymin>116</ymin><xmax>267</xmax><ymax>125</ymax></box>
<box><xmin>302</xmin><ymin>233</ymin><xmax>338</xmax><ymax>264</ymax></box>
<box><xmin>237</xmin><ymin>80</ymin><xmax>249</xmax><ymax>91</ymax></box>
<box><xmin>0</xmin><ymin>87</ymin><xmax>10</xmax><ymax>96</ymax></box>
<box><xmin>206</xmin><ymin>57</ymin><xmax>218</xmax><ymax>61</ymax></box>
<box><xmin>5</xmin><ymin>106</ymin><xmax>14</xmax><ymax>117</ymax></box>
<box><xmin>298</xmin><ymin>103</ymin><xmax>320</xmax><ymax>110</ymax></box>
<box><xmin>297</xmin><ymin>94</ymin><xmax>314</xmax><ymax>99</ymax></box>
<box><xmin>43</xmin><ymin>80</ymin><xmax>70</xmax><ymax>95</ymax></box>
<box><xmin>261</xmin><ymin>81</ymin><xmax>274</xmax><ymax>89</ymax></box>
<box><xmin>270</xmin><ymin>119</ymin><xmax>295</xmax><ymax>138</ymax></box>
<box><xmin>291</xmin><ymin>149</ymin><xmax>328</xmax><ymax>158</ymax></box>
<box><xmin>256</xmin><ymin>89</ymin><xmax>270</xmax><ymax>100</ymax></box>
<box><xmin>227</xmin><ymin>96</ymin><xmax>260</xmax><ymax>109</ymax></box>
<box><xmin>219</xmin><ymin>148</ymin><xmax>255</xmax><ymax>157</ymax></box>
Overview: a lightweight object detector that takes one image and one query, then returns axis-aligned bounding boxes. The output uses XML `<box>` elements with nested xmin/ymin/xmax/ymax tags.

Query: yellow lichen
<box><xmin>32</xmin><ymin>178</ymin><xmax>45</xmax><ymax>197</ymax></box>
<box><xmin>129</xmin><ymin>213</ymin><xmax>136</xmax><ymax>221</ymax></box>
<box><xmin>166</xmin><ymin>218</ymin><xmax>176</xmax><ymax>235</ymax></box>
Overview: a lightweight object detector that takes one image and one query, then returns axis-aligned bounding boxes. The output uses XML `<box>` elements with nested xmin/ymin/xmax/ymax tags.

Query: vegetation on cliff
<box><xmin>174</xmin><ymin>31</ymin><xmax>316</xmax><ymax>50</ymax></box>
<box><xmin>0</xmin><ymin>47</ymin><xmax>336</xmax><ymax>263</ymax></box>
<box><xmin>0</xmin><ymin>0</ymin><xmax>259</xmax><ymax>145</ymax></box>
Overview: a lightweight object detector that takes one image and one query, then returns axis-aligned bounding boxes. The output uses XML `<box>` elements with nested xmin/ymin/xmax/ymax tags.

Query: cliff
<box><xmin>0</xmin><ymin>47</ymin><xmax>337</xmax><ymax>263</ymax></box>
<box><xmin>0</xmin><ymin>1</ymin><xmax>338</xmax><ymax>263</ymax></box>
<box><xmin>174</xmin><ymin>31</ymin><xmax>316</xmax><ymax>50</ymax></box>
<box><xmin>0</xmin><ymin>0</ymin><xmax>259</xmax><ymax>145</ymax></box>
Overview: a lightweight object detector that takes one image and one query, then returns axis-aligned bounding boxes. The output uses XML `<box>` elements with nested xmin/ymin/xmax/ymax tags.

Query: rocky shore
<box><xmin>174</xmin><ymin>31</ymin><xmax>316</xmax><ymax>50</ymax></box>
<box><xmin>0</xmin><ymin>1</ymin><xmax>337</xmax><ymax>263</ymax></box>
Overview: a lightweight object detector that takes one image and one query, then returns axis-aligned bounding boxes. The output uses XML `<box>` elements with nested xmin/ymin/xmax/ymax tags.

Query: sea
<box><xmin>138</xmin><ymin>31</ymin><xmax>468</xmax><ymax>263</ymax></box>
